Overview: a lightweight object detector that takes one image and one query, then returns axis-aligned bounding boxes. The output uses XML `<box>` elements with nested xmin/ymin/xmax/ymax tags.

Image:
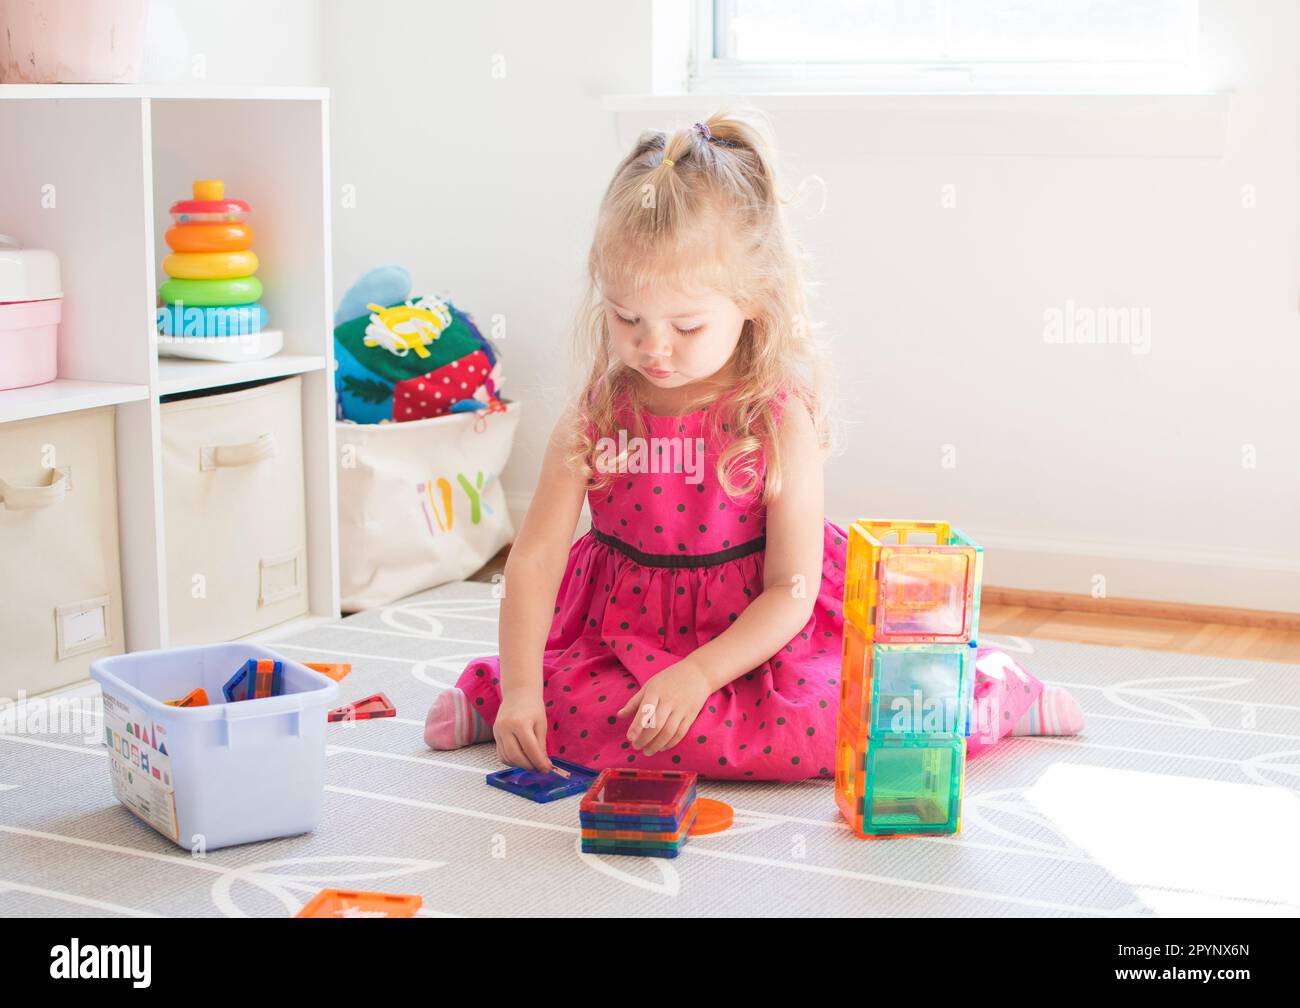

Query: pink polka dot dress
<box><xmin>454</xmin><ymin>393</ymin><xmax>850</xmax><ymax>781</ymax></box>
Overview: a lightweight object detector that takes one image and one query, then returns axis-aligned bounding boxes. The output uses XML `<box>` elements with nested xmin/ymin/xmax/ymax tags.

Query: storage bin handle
<box><xmin>0</xmin><ymin>466</ymin><xmax>70</xmax><ymax>510</ymax></box>
<box><xmin>200</xmin><ymin>432</ymin><xmax>278</xmax><ymax>471</ymax></box>
<box><xmin>220</xmin><ymin>703</ymin><xmax>303</xmax><ymax>747</ymax></box>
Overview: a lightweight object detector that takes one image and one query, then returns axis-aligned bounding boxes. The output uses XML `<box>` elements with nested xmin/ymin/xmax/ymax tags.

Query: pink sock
<box><xmin>1010</xmin><ymin>685</ymin><xmax>1085</xmax><ymax>737</ymax></box>
<box><xmin>424</xmin><ymin>687</ymin><xmax>493</xmax><ymax>750</ymax></box>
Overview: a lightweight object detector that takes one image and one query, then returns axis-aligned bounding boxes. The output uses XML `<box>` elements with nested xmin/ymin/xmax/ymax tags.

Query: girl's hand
<box><xmin>493</xmin><ymin>692</ymin><xmax>552</xmax><ymax>773</ymax></box>
<box><xmin>618</xmin><ymin>660</ymin><xmax>712</xmax><ymax>756</ymax></box>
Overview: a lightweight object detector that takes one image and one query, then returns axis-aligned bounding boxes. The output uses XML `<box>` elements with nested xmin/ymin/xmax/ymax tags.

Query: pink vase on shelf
<box><xmin>0</xmin><ymin>0</ymin><xmax>149</xmax><ymax>84</ymax></box>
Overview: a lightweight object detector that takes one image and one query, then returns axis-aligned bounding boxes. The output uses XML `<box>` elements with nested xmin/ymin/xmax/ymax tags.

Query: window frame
<box><xmin>689</xmin><ymin>0</ymin><xmax>1202</xmax><ymax>95</ymax></box>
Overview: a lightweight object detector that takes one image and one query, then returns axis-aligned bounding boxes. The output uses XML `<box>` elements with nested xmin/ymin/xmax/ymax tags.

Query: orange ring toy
<box><xmin>165</xmin><ymin>221</ymin><xmax>254</xmax><ymax>253</ymax></box>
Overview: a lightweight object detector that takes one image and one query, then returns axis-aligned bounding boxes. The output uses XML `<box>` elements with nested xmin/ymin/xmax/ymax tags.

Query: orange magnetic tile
<box><xmin>165</xmin><ymin>687</ymin><xmax>208</xmax><ymax>708</ymax></box>
<box><xmin>306</xmin><ymin>662</ymin><xmax>352</xmax><ymax>682</ymax></box>
<box><xmin>688</xmin><ymin>797</ymin><xmax>734</xmax><ymax>836</ymax></box>
<box><xmin>295</xmin><ymin>888</ymin><xmax>422</xmax><ymax>918</ymax></box>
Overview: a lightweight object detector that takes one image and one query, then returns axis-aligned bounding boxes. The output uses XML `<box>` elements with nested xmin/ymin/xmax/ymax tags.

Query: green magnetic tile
<box><xmin>862</xmin><ymin>735</ymin><xmax>963</xmax><ymax>831</ymax></box>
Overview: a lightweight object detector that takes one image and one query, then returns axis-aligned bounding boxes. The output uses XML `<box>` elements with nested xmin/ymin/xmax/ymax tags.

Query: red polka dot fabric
<box><xmin>455</xmin><ymin>394</ymin><xmax>849</xmax><ymax>780</ymax></box>
<box><xmin>392</xmin><ymin>349</ymin><xmax>492</xmax><ymax>421</ymax></box>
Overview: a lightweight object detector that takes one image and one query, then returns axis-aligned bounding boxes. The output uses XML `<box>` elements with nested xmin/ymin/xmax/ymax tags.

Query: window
<box><xmin>693</xmin><ymin>0</ymin><xmax>1200</xmax><ymax>93</ymax></box>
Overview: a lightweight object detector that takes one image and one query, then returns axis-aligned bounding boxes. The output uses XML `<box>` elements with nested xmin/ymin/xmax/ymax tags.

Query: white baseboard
<box><xmin>971</xmin><ymin>528</ymin><xmax>1300</xmax><ymax>612</ymax></box>
<box><xmin>865</xmin><ymin>521</ymin><xmax>1299</xmax><ymax>612</ymax></box>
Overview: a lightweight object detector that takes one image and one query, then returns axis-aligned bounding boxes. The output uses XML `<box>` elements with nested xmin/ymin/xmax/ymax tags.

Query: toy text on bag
<box><xmin>157</xmin><ymin>179</ymin><xmax>268</xmax><ymax>338</ymax></box>
<box><xmin>835</xmin><ymin>520</ymin><xmax>983</xmax><ymax>838</ymax></box>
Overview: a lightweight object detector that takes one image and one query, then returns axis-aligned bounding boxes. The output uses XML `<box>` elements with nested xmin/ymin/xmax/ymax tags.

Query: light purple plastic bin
<box><xmin>90</xmin><ymin>643</ymin><xmax>339</xmax><ymax>851</ymax></box>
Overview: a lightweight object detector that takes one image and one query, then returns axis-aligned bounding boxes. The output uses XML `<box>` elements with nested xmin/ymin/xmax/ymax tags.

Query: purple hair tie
<box><xmin>694</xmin><ymin>121</ymin><xmax>713</xmax><ymax>141</ymax></box>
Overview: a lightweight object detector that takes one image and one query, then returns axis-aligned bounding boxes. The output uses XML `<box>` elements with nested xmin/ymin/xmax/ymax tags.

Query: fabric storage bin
<box><xmin>0</xmin><ymin>406</ymin><xmax>125</xmax><ymax>699</ymax></box>
<box><xmin>0</xmin><ymin>234</ymin><xmax>62</xmax><ymax>391</ymax></box>
<box><xmin>89</xmin><ymin>643</ymin><xmax>339</xmax><ymax>850</ymax></box>
<box><xmin>337</xmin><ymin>401</ymin><xmax>520</xmax><ymax>612</ymax></box>
<box><xmin>161</xmin><ymin>376</ymin><xmax>308</xmax><ymax>645</ymax></box>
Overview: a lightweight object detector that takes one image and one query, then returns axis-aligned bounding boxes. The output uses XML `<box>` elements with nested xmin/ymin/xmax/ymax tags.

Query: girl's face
<box><xmin>603</xmin><ymin>283</ymin><xmax>747</xmax><ymax>391</ymax></box>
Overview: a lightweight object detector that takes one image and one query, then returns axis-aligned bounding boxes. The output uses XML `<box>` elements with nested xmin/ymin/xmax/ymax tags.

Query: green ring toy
<box><xmin>160</xmin><ymin>276</ymin><xmax>264</xmax><ymax>307</ymax></box>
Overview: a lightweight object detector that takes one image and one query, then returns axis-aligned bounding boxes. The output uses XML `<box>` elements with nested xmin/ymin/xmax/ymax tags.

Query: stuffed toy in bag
<box><xmin>333</xmin><ymin>265</ymin><xmax>504</xmax><ymax>424</ymax></box>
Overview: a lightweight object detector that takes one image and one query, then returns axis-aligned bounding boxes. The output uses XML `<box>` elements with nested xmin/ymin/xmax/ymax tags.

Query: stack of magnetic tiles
<box><xmin>158</xmin><ymin>179</ymin><xmax>267</xmax><ymax>339</ymax></box>
<box><xmin>579</xmin><ymin>768</ymin><xmax>698</xmax><ymax>858</ymax></box>
<box><xmin>223</xmin><ymin>658</ymin><xmax>283</xmax><ymax>702</ymax></box>
<box><xmin>835</xmin><ymin>520</ymin><xmax>984</xmax><ymax>838</ymax></box>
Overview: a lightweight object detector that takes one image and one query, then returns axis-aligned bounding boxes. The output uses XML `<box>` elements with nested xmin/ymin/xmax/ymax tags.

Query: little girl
<box><xmin>424</xmin><ymin>112</ymin><xmax>1084</xmax><ymax>779</ymax></box>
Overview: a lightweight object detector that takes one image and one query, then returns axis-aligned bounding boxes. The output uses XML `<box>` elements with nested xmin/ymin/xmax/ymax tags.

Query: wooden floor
<box><xmin>981</xmin><ymin>602</ymin><xmax>1300</xmax><ymax>664</ymax></box>
<box><xmin>470</xmin><ymin>548</ymin><xmax>1300</xmax><ymax>664</ymax></box>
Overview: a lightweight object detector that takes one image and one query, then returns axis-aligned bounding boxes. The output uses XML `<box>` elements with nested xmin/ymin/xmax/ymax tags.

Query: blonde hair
<box><xmin>566</xmin><ymin>108</ymin><xmax>833</xmax><ymax>502</ymax></box>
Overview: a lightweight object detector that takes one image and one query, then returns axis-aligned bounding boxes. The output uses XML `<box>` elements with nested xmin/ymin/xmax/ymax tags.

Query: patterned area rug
<box><xmin>1</xmin><ymin>581</ymin><xmax>1298</xmax><ymax>917</ymax></box>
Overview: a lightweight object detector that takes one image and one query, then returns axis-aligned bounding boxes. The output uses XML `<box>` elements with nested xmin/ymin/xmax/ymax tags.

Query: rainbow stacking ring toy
<box><xmin>158</xmin><ymin>179</ymin><xmax>267</xmax><ymax>338</ymax></box>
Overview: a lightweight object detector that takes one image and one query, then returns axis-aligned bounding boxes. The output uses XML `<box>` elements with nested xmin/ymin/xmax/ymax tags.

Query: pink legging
<box><xmin>968</xmin><ymin>646</ymin><xmax>1043</xmax><ymax>758</ymax></box>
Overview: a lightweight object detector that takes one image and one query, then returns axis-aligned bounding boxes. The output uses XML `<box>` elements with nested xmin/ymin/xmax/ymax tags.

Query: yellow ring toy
<box><xmin>164</xmin><ymin>251</ymin><xmax>259</xmax><ymax>281</ymax></box>
<box><xmin>166</xmin><ymin>221</ymin><xmax>254</xmax><ymax>253</ymax></box>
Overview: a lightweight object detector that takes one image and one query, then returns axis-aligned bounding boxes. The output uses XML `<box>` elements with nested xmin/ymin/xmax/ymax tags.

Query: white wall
<box><xmin>320</xmin><ymin>0</ymin><xmax>645</xmax><ymax>528</ymax></box>
<box><xmin>807</xmin><ymin>0</ymin><xmax>1300</xmax><ymax>611</ymax></box>
<box><xmin>142</xmin><ymin>0</ymin><xmax>322</xmax><ymax>85</ymax></box>
<box><xmin>313</xmin><ymin>0</ymin><xmax>1298</xmax><ymax>611</ymax></box>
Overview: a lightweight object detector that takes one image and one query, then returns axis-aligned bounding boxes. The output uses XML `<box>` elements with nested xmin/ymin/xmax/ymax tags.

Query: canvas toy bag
<box><xmin>336</xmin><ymin>402</ymin><xmax>520</xmax><ymax>612</ymax></box>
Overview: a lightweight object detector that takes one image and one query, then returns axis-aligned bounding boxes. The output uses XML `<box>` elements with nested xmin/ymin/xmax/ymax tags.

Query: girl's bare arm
<box><xmin>496</xmin><ymin>408</ymin><xmax>590</xmax><ymax>700</ymax></box>
<box><xmin>683</xmin><ymin>399</ymin><xmax>825</xmax><ymax>693</ymax></box>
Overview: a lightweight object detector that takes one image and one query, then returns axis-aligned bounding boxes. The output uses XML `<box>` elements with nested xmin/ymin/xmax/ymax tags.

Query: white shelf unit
<box><xmin>0</xmin><ymin>85</ymin><xmax>339</xmax><ymax>661</ymax></box>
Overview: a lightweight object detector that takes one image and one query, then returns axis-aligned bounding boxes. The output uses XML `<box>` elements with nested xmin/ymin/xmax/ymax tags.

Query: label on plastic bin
<box><xmin>101</xmin><ymin>692</ymin><xmax>180</xmax><ymax>844</ymax></box>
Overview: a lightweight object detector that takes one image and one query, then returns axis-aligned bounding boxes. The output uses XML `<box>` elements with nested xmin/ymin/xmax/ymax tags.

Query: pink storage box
<box><xmin>0</xmin><ymin>235</ymin><xmax>62</xmax><ymax>392</ymax></box>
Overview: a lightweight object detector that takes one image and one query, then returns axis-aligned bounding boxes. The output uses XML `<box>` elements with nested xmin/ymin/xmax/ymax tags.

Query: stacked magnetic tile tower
<box><xmin>836</xmin><ymin>520</ymin><xmax>983</xmax><ymax>837</ymax></box>
<box><xmin>158</xmin><ymin>179</ymin><xmax>267</xmax><ymax>338</ymax></box>
<box><xmin>579</xmin><ymin>768</ymin><xmax>698</xmax><ymax>858</ymax></box>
